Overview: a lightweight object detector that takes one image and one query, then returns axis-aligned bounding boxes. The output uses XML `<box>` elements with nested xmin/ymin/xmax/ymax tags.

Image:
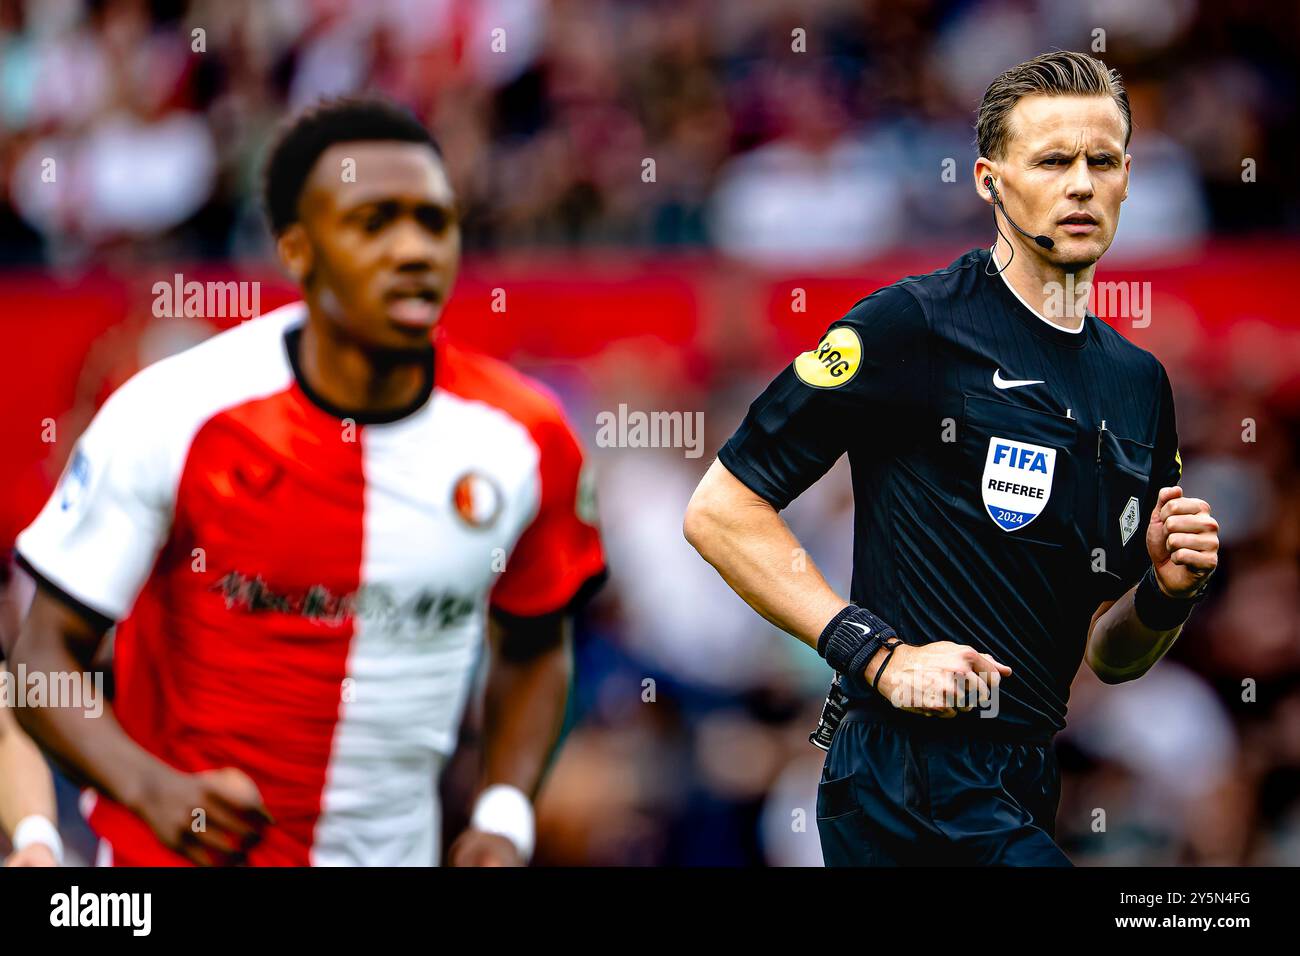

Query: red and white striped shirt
<box><xmin>17</xmin><ymin>303</ymin><xmax>605</xmax><ymax>866</ymax></box>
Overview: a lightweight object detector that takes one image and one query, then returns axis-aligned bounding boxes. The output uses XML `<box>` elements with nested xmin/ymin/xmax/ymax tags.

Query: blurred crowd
<box><xmin>0</xmin><ymin>0</ymin><xmax>1296</xmax><ymax>267</ymax></box>
<box><xmin>1</xmin><ymin>0</ymin><xmax>1298</xmax><ymax>867</ymax></box>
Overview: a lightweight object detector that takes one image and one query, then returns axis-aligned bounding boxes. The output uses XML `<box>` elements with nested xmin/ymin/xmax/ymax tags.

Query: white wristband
<box><xmin>12</xmin><ymin>814</ymin><xmax>63</xmax><ymax>865</ymax></box>
<box><xmin>470</xmin><ymin>785</ymin><xmax>534</xmax><ymax>863</ymax></box>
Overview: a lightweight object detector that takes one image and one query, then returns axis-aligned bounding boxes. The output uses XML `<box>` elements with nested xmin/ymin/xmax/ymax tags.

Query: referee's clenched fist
<box><xmin>875</xmin><ymin>642</ymin><xmax>1012</xmax><ymax>719</ymax></box>
<box><xmin>1148</xmin><ymin>486</ymin><xmax>1219</xmax><ymax>595</ymax></box>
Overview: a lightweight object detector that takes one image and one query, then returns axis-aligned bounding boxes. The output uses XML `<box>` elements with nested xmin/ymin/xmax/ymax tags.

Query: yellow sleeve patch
<box><xmin>793</xmin><ymin>326</ymin><xmax>862</xmax><ymax>389</ymax></box>
<box><xmin>1175</xmin><ymin>448</ymin><xmax>1182</xmax><ymax>477</ymax></box>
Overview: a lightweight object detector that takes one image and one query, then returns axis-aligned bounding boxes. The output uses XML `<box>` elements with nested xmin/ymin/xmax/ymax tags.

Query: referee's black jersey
<box><xmin>719</xmin><ymin>247</ymin><xmax>1181</xmax><ymax>738</ymax></box>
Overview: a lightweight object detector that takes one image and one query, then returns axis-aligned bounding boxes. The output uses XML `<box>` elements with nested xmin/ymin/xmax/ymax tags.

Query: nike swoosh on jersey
<box><xmin>993</xmin><ymin>369</ymin><xmax>1045</xmax><ymax>389</ymax></box>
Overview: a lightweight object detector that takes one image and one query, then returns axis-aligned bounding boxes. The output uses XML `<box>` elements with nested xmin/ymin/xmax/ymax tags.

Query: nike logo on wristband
<box><xmin>848</xmin><ymin>621</ymin><xmax>871</xmax><ymax>635</ymax></box>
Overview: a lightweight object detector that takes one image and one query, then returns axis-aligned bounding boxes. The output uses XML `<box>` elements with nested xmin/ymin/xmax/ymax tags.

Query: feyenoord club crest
<box><xmin>981</xmin><ymin>436</ymin><xmax>1057</xmax><ymax>532</ymax></box>
<box><xmin>1120</xmin><ymin>495</ymin><xmax>1140</xmax><ymax>546</ymax></box>
<box><xmin>451</xmin><ymin>471</ymin><xmax>504</xmax><ymax>530</ymax></box>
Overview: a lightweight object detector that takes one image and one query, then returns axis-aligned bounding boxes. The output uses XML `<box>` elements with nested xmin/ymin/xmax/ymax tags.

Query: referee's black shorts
<box><xmin>816</xmin><ymin>708</ymin><xmax>1071</xmax><ymax>866</ymax></box>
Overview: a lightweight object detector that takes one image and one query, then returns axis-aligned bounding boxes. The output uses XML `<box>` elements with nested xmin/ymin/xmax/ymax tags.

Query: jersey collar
<box><xmin>283</xmin><ymin>326</ymin><xmax>436</xmax><ymax>425</ymax></box>
<box><xmin>982</xmin><ymin>248</ymin><xmax>1090</xmax><ymax>350</ymax></box>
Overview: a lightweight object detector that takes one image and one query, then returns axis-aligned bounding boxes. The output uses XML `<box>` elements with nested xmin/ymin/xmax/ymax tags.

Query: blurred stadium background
<box><xmin>1</xmin><ymin>0</ymin><xmax>1297</xmax><ymax>865</ymax></box>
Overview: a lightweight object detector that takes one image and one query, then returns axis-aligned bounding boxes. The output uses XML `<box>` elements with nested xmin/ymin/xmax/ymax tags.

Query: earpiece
<box><xmin>982</xmin><ymin>174</ymin><xmax>1053</xmax><ymax>251</ymax></box>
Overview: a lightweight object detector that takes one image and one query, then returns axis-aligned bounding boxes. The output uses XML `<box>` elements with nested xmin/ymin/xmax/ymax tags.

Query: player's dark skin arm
<box><xmin>11</xmin><ymin>588</ymin><xmax>272</xmax><ymax>865</ymax></box>
<box><xmin>1086</xmin><ymin>486</ymin><xmax>1219</xmax><ymax>683</ymax></box>
<box><xmin>447</xmin><ymin>610</ymin><xmax>571</xmax><ymax>866</ymax></box>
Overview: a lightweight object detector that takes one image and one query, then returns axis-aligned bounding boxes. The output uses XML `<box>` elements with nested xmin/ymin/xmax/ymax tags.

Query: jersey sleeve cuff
<box><xmin>716</xmin><ymin>443</ymin><xmax>793</xmax><ymax>511</ymax></box>
<box><xmin>490</xmin><ymin>566</ymin><xmax>608</xmax><ymax>623</ymax></box>
<box><xmin>13</xmin><ymin>551</ymin><xmax>117</xmax><ymax>632</ymax></box>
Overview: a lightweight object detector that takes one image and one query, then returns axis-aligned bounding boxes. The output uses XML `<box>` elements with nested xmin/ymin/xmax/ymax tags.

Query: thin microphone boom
<box><xmin>984</xmin><ymin>176</ymin><xmax>1054</xmax><ymax>250</ymax></box>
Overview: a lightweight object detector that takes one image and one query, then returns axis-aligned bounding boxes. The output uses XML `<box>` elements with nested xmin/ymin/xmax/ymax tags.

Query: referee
<box><xmin>684</xmin><ymin>51</ymin><xmax>1220</xmax><ymax>866</ymax></box>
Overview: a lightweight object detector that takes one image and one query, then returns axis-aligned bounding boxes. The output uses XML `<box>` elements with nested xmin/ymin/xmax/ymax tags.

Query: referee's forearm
<box><xmin>1085</xmin><ymin>585</ymin><xmax>1183</xmax><ymax>683</ymax></box>
<box><xmin>684</xmin><ymin>461</ymin><xmax>846</xmax><ymax>649</ymax></box>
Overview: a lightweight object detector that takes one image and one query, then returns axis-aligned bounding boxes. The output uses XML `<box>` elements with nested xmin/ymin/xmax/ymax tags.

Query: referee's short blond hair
<box><xmin>976</xmin><ymin>51</ymin><xmax>1132</xmax><ymax>160</ymax></box>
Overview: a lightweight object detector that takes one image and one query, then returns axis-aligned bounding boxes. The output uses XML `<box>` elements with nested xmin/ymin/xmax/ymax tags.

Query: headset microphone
<box><xmin>983</xmin><ymin>176</ymin><xmax>1054</xmax><ymax>250</ymax></box>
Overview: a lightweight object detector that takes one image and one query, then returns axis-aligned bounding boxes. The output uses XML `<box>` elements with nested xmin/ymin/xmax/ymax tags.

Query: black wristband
<box><xmin>816</xmin><ymin>605</ymin><xmax>898</xmax><ymax>678</ymax></box>
<box><xmin>1133</xmin><ymin>566</ymin><xmax>1208</xmax><ymax>631</ymax></box>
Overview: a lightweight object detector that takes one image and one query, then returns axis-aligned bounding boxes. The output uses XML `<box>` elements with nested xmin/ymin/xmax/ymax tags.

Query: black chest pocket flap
<box><xmin>958</xmin><ymin>395</ymin><xmax>1079</xmax><ymax>549</ymax></box>
<box><xmin>1093</xmin><ymin>424</ymin><xmax>1153</xmax><ymax>585</ymax></box>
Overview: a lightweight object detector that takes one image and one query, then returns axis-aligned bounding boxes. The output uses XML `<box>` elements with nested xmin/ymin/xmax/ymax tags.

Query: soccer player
<box><xmin>0</xmin><ymin>668</ymin><xmax>61</xmax><ymax>867</ymax></box>
<box><xmin>684</xmin><ymin>51</ymin><xmax>1220</xmax><ymax>866</ymax></box>
<box><xmin>10</xmin><ymin>97</ymin><xmax>605</xmax><ymax>866</ymax></box>
<box><xmin>1</xmin><ymin>560</ymin><xmax>61</xmax><ymax>867</ymax></box>
<box><xmin>0</xmin><ymin>672</ymin><xmax>61</xmax><ymax>868</ymax></box>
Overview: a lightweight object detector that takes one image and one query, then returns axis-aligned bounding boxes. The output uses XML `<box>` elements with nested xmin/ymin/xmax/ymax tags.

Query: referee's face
<box><xmin>991</xmin><ymin>94</ymin><xmax>1130</xmax><ymax>268</ymax></box>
